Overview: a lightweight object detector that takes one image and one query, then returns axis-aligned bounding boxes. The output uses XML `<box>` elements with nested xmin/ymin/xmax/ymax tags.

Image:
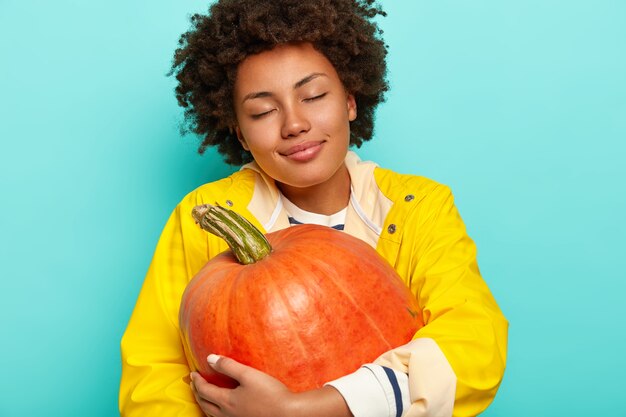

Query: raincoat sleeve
<box><xmin>374</xmin><ymin>184</ymin><xmax>508</xmax><ymax>417</ymax></box>
<box><xmin>119</xmin><ymin>198</ymin><xmax>210</xmax><ymax>417</ymax></box>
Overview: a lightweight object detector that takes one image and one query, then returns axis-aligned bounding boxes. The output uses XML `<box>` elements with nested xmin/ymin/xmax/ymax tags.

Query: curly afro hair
<box><xmin>170</xmin><ymin>0</ymin><xmax>389</xmax><ymax>166</ymax></box>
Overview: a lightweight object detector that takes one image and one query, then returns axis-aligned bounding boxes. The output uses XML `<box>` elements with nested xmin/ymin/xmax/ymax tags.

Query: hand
<box><xmin>190</xmin><ymin>355</ymin><xmax>353</xmax><ymax>417</ymax></box>
<box><xmin>190</xmin><ymin>354</ymin><xmax>296</xmax><ymax>417</ymax></box>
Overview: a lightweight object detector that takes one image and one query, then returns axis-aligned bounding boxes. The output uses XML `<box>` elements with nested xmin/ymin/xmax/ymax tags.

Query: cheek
<box><xmin>247</xmin><ymin>140</ymin><xmax>274</xmax><ymax>156</ymax></box>
<box><xmin>313</xmin><ymin>104</ymin><xmax>351</xmax><ymax>133</ymax></box>
<box><xmin>239</xmin><ymin>125</ymin><xmax>275</xmax><ymax>152</ymax></box>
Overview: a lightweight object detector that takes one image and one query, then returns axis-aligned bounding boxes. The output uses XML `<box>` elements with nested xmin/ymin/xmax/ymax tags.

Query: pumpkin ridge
<box><xmin>309</xmin><ymin>254</ymin><xmax>394</xmax><ymax>351</ymax></box>
<box><xmin>267</xmin><ymin>260</ymin><xmax>313</xmax><ymax>374</ymax></box>
<box><xmin>277</xmin><ymin>231</ymin><xmax>398</xmax><ymax>351</ymax></box>
<box><xmin>243</xmin><ymin>259</ymin><xmax>285</xmax><ymax>373</ymax></box>
<box><xmin>224</xmin><ymin>265</ymin><xmax>247</xmax><ymax>357</ymax></box>
<box><xmin>343</xmin><ymin>244</ymin><xmax>423</xmax><ymax>335</ymax></box>
<box><xmin>205</xmin><ymin>267</ymin><xmax>240</xmax><ymax>387</ymax></box>
<box><xmin>185</xmin><ymin>264</ymin><xmax>230</xmax><ymax>369</ymax></box>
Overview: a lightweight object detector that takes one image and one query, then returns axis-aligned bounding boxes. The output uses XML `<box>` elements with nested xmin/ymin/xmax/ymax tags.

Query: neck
<box><xmin>277</xmin><ymin>165</ymin><xmax>351</xmax><ymax>215</ymax></box>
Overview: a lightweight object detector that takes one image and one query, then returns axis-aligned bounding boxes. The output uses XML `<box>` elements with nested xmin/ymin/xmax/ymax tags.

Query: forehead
<box><xmin>234</xmin><ymin>43</ymin><xmax>340</xmax><ymax>94</ymax></box>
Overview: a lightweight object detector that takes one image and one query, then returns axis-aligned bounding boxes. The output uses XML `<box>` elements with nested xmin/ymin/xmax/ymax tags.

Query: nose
<box><xmin>280</xmin><ymin>105</ymin><xmax>310</xmax><ymax>139</ymax></box>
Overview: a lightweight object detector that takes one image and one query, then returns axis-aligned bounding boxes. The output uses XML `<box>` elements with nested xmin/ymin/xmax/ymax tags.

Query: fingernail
<box><xmin>207</xmin><ymin>354</ymin><xmax>221</xmax><ymax>366</ymax></box>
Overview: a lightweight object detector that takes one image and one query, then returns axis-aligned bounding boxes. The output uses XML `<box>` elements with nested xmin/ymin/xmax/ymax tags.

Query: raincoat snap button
<box><xmin>387</xmin><ymin>224</ymin><xmax>397</xmax><ymax>234</ymax></box>
<box><xmin>225</xmin><ymin>200</ymin><xmax>234</xmax><ymax>207</ymax></box>
<box><xmin>404</xmin><ymin>194</ymin><xmax>415</xmax><ymax>202</ymax></box>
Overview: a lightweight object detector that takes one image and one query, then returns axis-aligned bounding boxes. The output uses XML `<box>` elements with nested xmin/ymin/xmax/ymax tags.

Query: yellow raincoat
<box><xmin>120</xmin><ymin>152</ymin><xmax>508</xmax><ymax>417</ymax></box>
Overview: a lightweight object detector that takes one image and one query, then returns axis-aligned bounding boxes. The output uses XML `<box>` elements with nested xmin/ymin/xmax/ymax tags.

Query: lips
<box><xmin>281</xmin><ymin>141</ymin><xmax>325</xmax><ymax>156</ymax></box>
<box><xmin>280</xmin><ymin>141</ymin><xmax>325</xmax><ymax>162</ymax></box>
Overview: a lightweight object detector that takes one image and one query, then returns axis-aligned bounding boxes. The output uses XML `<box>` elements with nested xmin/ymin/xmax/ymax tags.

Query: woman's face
<box><xmin>233</xmin><ymin>42</ymin><xmax>356</xmax><ymax>191</ymax></box>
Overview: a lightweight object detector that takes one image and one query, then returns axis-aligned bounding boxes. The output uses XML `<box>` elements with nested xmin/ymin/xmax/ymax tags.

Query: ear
<box><xmin>347</xmin><ymin>94</ymin><xmax>357</xmax><ymax>121</ymax></box>
<box><xmin>234</xmin><ymin>127</ymin><xmax>250</xmax><ymax>151</ymax></box>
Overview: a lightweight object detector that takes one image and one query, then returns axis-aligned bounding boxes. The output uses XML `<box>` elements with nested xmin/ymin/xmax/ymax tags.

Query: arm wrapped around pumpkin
<box><xmin>369</xmin><ymin>185</ymin><xmax>509</xmax><ymax>417</ymax></box>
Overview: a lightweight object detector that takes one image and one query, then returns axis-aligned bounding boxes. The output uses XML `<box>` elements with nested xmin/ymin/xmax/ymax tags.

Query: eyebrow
<box><xmin>241</xmin><ymin>72</ymin><xmax>327</xmax><ymax>103</ymax></box>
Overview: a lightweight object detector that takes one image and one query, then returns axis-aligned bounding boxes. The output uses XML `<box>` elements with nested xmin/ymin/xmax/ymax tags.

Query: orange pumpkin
<box><xmin>179</xmin><ymin>204</ymin><xmax>423</xmax><ymax>392</ymax></box>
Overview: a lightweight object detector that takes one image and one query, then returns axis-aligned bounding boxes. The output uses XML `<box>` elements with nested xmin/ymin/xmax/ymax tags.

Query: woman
<box><xmin>119</xmin><ymin>1</ymin><xmax>508</xmax><ymax>416</ymax></box>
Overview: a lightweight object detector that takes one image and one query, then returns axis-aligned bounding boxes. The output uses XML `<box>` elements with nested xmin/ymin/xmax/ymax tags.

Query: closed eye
<box><xmin>251</xmin><ymin>109</ymin><xmax>275</xmax><ymax>119</ymax></box>
<box><xmin>303</xmin><ymin>92</ymin><xmax>327</xmax><ymax>102</ymax></box>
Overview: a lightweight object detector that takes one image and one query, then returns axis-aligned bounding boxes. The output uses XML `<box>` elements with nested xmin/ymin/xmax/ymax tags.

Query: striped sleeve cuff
<box><xmin>325</xmin><ymin>365</ymin><xmax>410</xmax><ymax>417</ymax></box>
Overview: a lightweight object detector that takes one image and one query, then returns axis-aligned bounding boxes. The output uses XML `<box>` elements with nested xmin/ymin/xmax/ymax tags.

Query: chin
<box><xmin>280</xmin><ymin>173</ymin><xmax>331</xmax><ymax>189</ymax></box>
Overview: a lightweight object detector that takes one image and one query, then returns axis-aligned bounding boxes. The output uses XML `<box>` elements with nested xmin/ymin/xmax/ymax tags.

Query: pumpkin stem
<box><xmin>192</xmin><ymin>204</ymin><xmax>272</xmax><ymax>265</ymax></box>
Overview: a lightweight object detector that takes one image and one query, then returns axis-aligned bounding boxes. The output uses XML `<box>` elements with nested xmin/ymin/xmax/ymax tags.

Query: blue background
<box><xmin>1</xmin><ymin>1</ymin><xmax>624</xmax><ymax>416</ymax></box>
